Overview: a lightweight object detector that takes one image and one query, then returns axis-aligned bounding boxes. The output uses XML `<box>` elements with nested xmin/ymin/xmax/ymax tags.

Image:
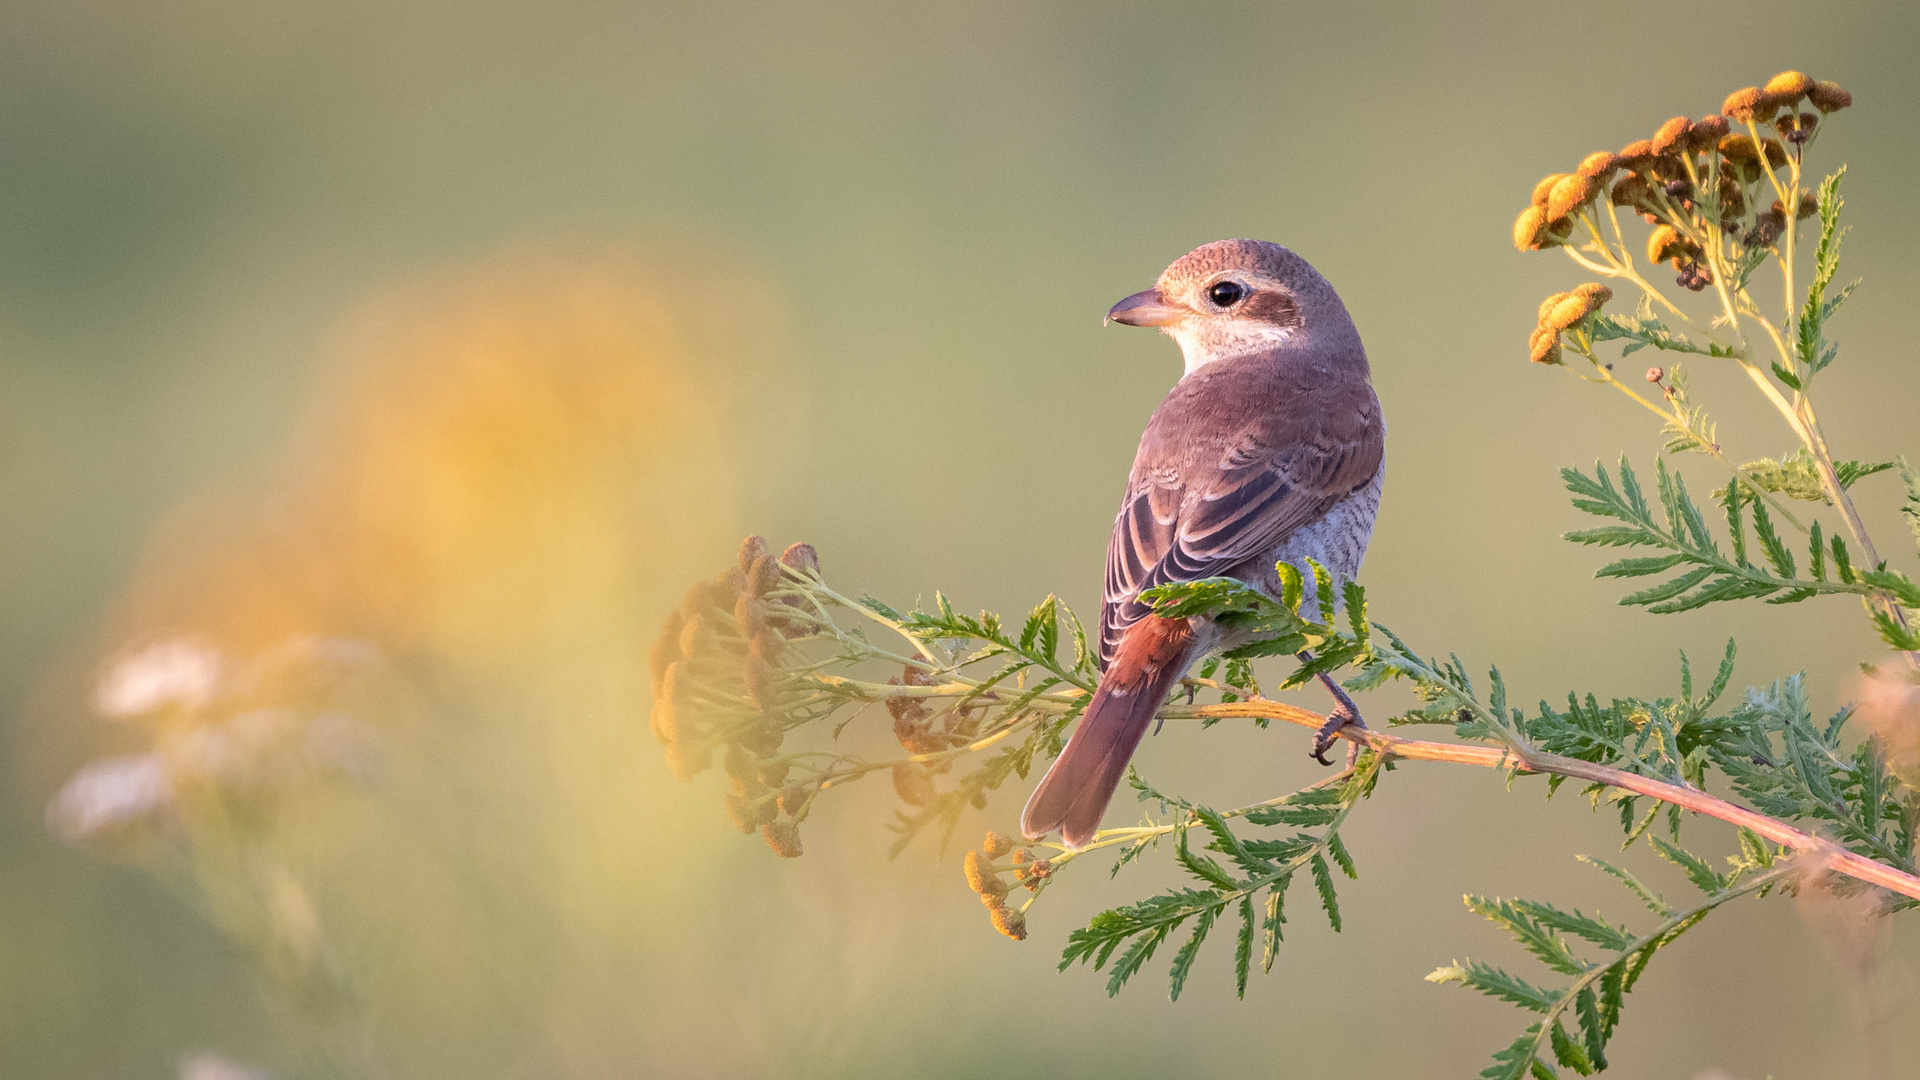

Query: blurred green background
<box><xmin>5</xmin><ymin>0</ymin><xmax>1920</xmax><ymax>1077</ymax></box>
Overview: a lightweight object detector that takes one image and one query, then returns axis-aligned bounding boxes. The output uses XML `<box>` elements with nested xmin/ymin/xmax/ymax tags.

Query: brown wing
<box><xmin>1099</xmin><ymin>361</ymin><xmax>1383</xmax><ymax>668</ymax></box>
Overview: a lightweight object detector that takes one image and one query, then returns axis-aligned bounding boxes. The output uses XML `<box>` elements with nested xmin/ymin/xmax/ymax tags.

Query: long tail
<box><xmin>1020</xmin><ymin>616</ymin><xmax>1195</xmax><ymax>848</ymax></box>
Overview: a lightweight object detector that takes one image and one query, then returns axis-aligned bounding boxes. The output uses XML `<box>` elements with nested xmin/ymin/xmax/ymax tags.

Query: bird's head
<box><xmin>1105</xmin><ymin>239</ymin><xmax>1363</xmax><ymax>377</ymax></box>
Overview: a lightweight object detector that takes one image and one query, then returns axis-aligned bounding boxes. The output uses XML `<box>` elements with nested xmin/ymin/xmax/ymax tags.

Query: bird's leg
<box><xmin>1299</xmin><ymin>651</ymin><xmax>1367</xmax><ymax>766</ymax></box>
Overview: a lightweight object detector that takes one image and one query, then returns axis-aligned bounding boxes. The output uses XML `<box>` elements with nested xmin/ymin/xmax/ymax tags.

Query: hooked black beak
<box><xmin>1105</xmin><ymin>287</ymin><xmax>1188</xmax><ymax>327</ymax></box>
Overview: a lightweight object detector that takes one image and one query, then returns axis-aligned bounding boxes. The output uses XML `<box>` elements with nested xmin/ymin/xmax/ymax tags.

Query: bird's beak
<box><xmin>1105</xmin><ymin>288</ymin><xmax>1187</xmax><ymax>327</ymax></box>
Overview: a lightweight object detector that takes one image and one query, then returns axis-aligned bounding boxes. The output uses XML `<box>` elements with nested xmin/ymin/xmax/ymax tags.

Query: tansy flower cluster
<box><xmin>649</xmin><ymin>534</ymin><xmax>821</xmax><ymax>857</ymax></box>
<box><xmin>1515</xmin><ymin>69</ymin><xmax>1850</xmax><ymax>367</ymax></box>
<box><xmin>962</xmin><ymin>830</ymin><xmax>1054</xmax><ymax>940</ymax></box>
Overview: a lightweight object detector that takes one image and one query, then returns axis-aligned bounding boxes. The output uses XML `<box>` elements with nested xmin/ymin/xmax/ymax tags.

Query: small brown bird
<box><xmin>1020</xmin><ymin>240</ymin><xmax>1386</xmax><ymax>848</ymax></box>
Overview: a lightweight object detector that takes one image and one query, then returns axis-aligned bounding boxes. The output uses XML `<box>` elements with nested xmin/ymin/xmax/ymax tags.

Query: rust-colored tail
<box><xmin>1020</xmin><ymin>616</ymin><xmax>1195</xmax><ymax>848</ymax></box>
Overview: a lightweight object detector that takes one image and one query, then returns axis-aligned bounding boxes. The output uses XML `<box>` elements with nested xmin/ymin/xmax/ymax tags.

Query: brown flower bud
<box><xmin>1715</xmin><ymin>174</ymin><xmax>1746</xmax><ymax>218</ymax></box>
<box><xmin>1650</xmin><ymin>116</ymin><xmax>1693</xmax><ymax>156</ymax></box>
<box><xmin>737</xmin><ymin>535</ymin><xmax>771</xmax><ymax>576</ymax></box>
<box><xmin>1646</xmin><ymin>367</ymin><xmax>1664</xmax><ymax>383</ymax></box>
<box><xmin>1610</xmin><ymin>174</ymin><xmax>1651</xmax><ymax>207</ymax></box>
<box><xmin>1011</xmin><ymin>848</ymin><xmax>1034</xmax><ymax>867</ymax></box>
<box><xmin>1807</xmin><ymin>80</ymin><xmax>1851</xmax><ymax>113</ymax></box>
<box><xmin>1617</xmin><ymin>139</ymin><xmax>1658</xmax><ymax>169</ymax></box>
<box><xmin>1528</xmin><ymin>327</ymin><xmax>1561</xmax><ymax>366</ymax></box>
<box><xmin>649</xmin><ymin>610</ymin><xmax>685</xmax><ymax>697</ymax></box>
<box><xmin>988</xmin><ymin>904</ymin><xmax>1027</xmax><ymax>941</ymax></box>
<box><xmin>777</xmin><ymin>783</ymin><xmax>810</xmax><ymax>816</ymax></box>
<box><xmin>743</xmin><ymin>650</ymin><xmax>774</xmax><ymax>709</ymax></box>
<box><xmin>1536</xmin><ymin>291</ymin><xmax>1572</xmax><ymax>327</ymax></box>
<box><xmin>779</xmin><ymin>543</ymin><xmax>820</xmax><ymax>578</ymax></box>
<box><xmin>1532</xmin><ymin>173</ymin><xmax>1569</xmax><ymax>208</ymax></box>
<box><xmin>963</xmin><ymin>848</ymin><xmax>993</xmax><ymax>893</ymax></box>
<box><xmin>1546</xmin><ymin>173</ymin><xmax>1596</xmax><ymax>221</ymax></box>
<box><xmin>761</xmin><ymin>821</ymin><xmax>803</xmax><ymax>858</ymax></box>
<box><xmin>1763</xmin><ymin>71</ymin><xmax>1814</xmax><ymax>100</ymax></box>
<box><xmin>757</xmin><ymin>761</ymin><xmax>790</xmax><ymax>787</ymax></box>
<box><xmin>976</xmin><ymin>875</ymin><xmax>1009</xmax><ymax>903</ymax></box>
<box><xmin>724</xmin><ymin>743</ymin><xmax>753</xmax><ymax>783</ymax></box>
<box><xmin>1575</xmin><ymin>152</ymin><xmax>1619</xmax><ymax>181</ymax></box>
<box><xmin>1774</xmin><ymin>194</ymin><xmax>1817</xmax><ymax>221</ymax></box>
<box><xmin>1513</xmin><ymin>205</ymin><xmax>1550</xmax><ymax>252</ymax></box>
<box><xmin>746</xmin><ymin>554</ymin><xmax>781</xmax><ymax>597</ymax></box>
<box><xmin>733</xmin><ymin>594</ymin><xmax>766</xmax><ymax>640</ymax></box>
<box><xmin>983</xmin><ymin>831</ymin><xmax>1014</xmax><ymax>858</ymax></box>
<box><xmin>1687</xmin><ymin>115</ymin><xmax>1730</xmax><ymax>151</ymax></box>
<box><xmin>893</xmin><ymin>762</ymin><xmax>936</xmax><ymax>806</ymax></box>
<box><xmin>1722</xmin><ymin>86</ymin><xmax>1780</xmax><ymax>123</ymax></box>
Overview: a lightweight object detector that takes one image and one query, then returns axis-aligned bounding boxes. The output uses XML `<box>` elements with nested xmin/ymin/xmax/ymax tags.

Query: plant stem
<box><xmin>1176</xmin><ymin>699</ymin><xmax>1920</xmax><ymax>901</ymax></box>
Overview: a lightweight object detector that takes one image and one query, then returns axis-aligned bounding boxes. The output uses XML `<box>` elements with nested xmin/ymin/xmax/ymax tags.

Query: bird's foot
<box><xmin>1308</xmin><ymin>669</ymin><xmax>1368</xmax><ymax>767</ymax></box>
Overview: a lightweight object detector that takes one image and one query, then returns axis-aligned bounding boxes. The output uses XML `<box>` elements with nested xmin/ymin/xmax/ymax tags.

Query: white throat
<box><xmin>1168</xmin><ymin>322</ymin><xmax>1294</xmax><ymax>378</ymax></box>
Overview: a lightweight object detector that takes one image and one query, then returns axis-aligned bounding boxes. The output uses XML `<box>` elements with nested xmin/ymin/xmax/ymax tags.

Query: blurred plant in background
<box><xmin>45</xmin><ymin>249</ymin><xmax>758</xmax><ymax>1079</ymax></box>
<box><xmin>656</xmin><ymin>70</ymin><xmax>1920</xmax><ymax>1078</ymax></box>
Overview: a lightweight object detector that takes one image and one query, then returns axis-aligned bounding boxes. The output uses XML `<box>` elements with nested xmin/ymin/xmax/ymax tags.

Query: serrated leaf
<box><xmin>1234</xmin><ymin>895</ymin><xmax>1255</xmax><ymax>999</ymax></box>
<box><xmin>1595</xmin><ymin>553</ymin><xmax>1690</xmax><ymax>579</ymax></box>
<box><xmin>1166</xmin><ymin>904</ymin><xmax>1217</xmax><ymax>1002</ymax></box>
<box><xmin>1429</xmin><ymin>960</ymin><xmax>1561</xmax><ymax>1013</ymax></box>
<box><xmin>1617</xmin><ymin>566</ymin><xmax>1714</xmax><ymax>606</ymax></box>
<box><xmin>1651</xmin><ymin>837</ymin><xmax>1724</xmax><ymax>892</ymax></box>
<box><xmin>1310</xmin><ymin>853</ymin><xmax>1342</xmax><ymax>932</ymax></box>
<box><xmin>1580</xmin><ymin>856</ymin><xmax>1671</xmax><ymax>915</ymax></box>
<box><xmin>1262</xmin><ymin>879</ymin><xmax>1288</xmax><ymax>973</ymax></box>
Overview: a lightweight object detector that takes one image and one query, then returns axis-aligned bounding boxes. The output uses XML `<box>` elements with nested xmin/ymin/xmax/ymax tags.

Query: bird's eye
<box><xmin>1207</xmin><ymin>281</ymin><xmax>1245</xmax><ymax>307</ymax></box>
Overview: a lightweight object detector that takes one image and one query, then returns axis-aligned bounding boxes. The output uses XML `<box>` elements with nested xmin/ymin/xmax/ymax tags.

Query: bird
<box><xmin>1019</xmin><ymin>239</ymin><xmax>1386</xmax><ymax>849</ymax></box>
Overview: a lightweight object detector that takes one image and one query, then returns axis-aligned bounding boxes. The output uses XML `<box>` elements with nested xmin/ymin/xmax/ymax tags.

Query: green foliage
<box><xmin>1059</xmin><ymin>754</ymin><xmax>1382</xmax><ymax>1001</ymax></box>
<box><xmin>1564</xmin><ymin>455</ymin><xmax>1917</xmax><ymax>614</ymax></box>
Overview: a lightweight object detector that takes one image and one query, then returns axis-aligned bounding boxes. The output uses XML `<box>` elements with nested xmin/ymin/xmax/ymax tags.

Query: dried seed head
<box><xmin>1763</xmin><ymin>70</ymin><xmax>1815</xmax><ymax>100</ymax></box>
<box><xmin>1760</xmin><ymin>137</ymin><xmax>1787</xmax><ymax>169</ymax></box>
<box><xmin>652</xmin><ymin>661</ymin><xmax>689</xmax><ymax>744</ymax></box>
<box><xmin>746</xmin><ymin>554</ymin><xmax>781</xmax><ymax>597</ymax></box>
<box><xmin>1808</xmin><ymin>80</ymin><xmax>1852</xmax><ymax>113</ymax></box>
<box><xmin>1610</xmin><ymin>174</ymin><xmax>1650</xmax><ymax>208</ymax></box>
<box><xmin>963</xmin><ymin>849</ymin><xmax>993</xmax><ymax>893</ymax></box>
<box><xmin>723</xmin><ymin>792</ymin><xmax>758</xmax><ymax>833</ymax></box>
<box><xmin>1011</xmin><ymin>848</ymin><xmax>1034</xmax><ymax>867</ymax></box>
<box><xmin>1717</xmin><ymin>134</ymin><xmax>1759</xmax><ymax>164</ymax></box>
<box><xmin>1687</xmin><ymin>115</ymin><xmax>1730</xmax><ymax>151</ymax></box>
<box><xmin>678</xmin><ymin>613</ymin><xmax>708</xmax><ymax>663</ymax></box>
<box><xmin>734</xmin><ymin>594</ymin><xmax>767</xmax><ymax>638</ymax></box>
<box><xmin>988</xmin><ymin>904</ymin><xmax>1028</xmax><ymax>941</ymax></box>
<box><xmin>681</xmin><ymin>579</ymin><xmax>716</xmax><ymax>620</ymax></box>
<box><xmin>757</xmin><ymin>761</ymin><xmax>790</xmax><ymax>787</ymax></box>
<box><xmin>1532</xmin><ymin>173</ymin><xmax>1569</xmax><ymax>208</ymax></box>
<box><xmin>1513</xmin><ymin>205</ymin><xmax>1552</xmax><ymax>252</ymax></box>
<box><xmin>1537</xmin><ymin>291</ymin><xmax>1572</xmax><ymax>327</ymax></box>
<box><xmin>724</xmin><ymin>743</ymin><xmax>753</xmax><ymax>783</ymax></box>
<box><xmin>1617</xmin><ymin>139</ymin><xmax>1658</xmax><ymax>169</ymax></box>
<box><xmin>1650</xmin><ymin>116</ymin><xmax>1692</xmax><ymax>156</ymax></box>
<box><xmin>983</xmin><ymin>831</ymin><xmax>1014</xmax><ymax>858</ymax></box>
<box><xmin>715</xmin><ymin>569</ymin><xmax>748</xmax><ymax>614</ymax></box>
<box><xmin>1572</xmin><ymin>283</ymin><xmax>1613</xmax><ymax>308</ymax></box>
<box><xmin>1528</xmin><ymin>327</ymin><xmax>1561</xmax><ymax>366</ymax></box>
<box><xmin>893</xmin><ymin>762</ymin><xmax>936</xmax><ymax>806</ymax></box>
<box><xmin>1722</xmin><ymin>86</ymin><xmax>1780</xmax><ymax>123</ymax></box>
<box><xmin>1575</xmin><ymin>152</ymin><xmax>1619</xmax><ymax>181</ymax></box>
<box><xmin>1546</xmin><ymin>215</ymin><xmax>1574</xmax><ymax>241</ymax></box>
<box><xmin>742</xmin><ymin>721</ymin><xmax>784</xmax><ymax>757</ymax></box>
<box><xmin>1646</xmin><ymin>367</ymin><xmax>1664</xmax><ymax>383</ymax></box>
<box><xmin>761</xmin><ymin>821</ymin><xmax>803</xmax><ymax>858</ymax></box>
<box><xmin>777</xmin><ymin>783</ymin><xmax>809</xmax><ymax>816</ymax></box>
<box><xmin>976</xmin><ymin>875</ymin><xmax>1009</xmax><ymax>902</ymax></box>
<box><xmin>649</xmin><ymin>610</ymin><xmax>685</xmax><ymax>696</ymax></box>
<box><xmin>1545</xmin><ymin>173</ymin><xmax>1596</xmax><ymax>221</ymax></box>
<box><xmin>743</xmin><ymin>650</ymin><xmax>774</xmax><ymax>709</ymax></box>
<box><xmin>737</xmin><ymin>535</ymin><xmax>771</xmax><ymax>576</ymax></box>
<box><xmin>779</xmin><ymin>543</ymin><xmax>820</xmax><ymax>578</ymax></box>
